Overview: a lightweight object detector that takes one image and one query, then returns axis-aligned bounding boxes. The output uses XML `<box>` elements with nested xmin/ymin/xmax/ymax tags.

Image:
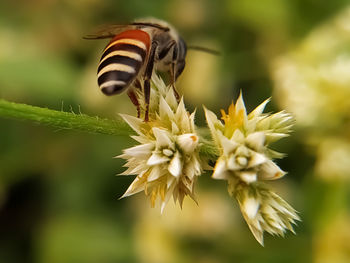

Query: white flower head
<box><xmin>230</xmin><ymin>180</ymin><xmax>300</xmax><ymax>246</ymax></box>
<box><xmin>204</xmin><ymin>92</ymin><xmax>299</xmax><ymax>244</ymax></box>
<box><xmin>204</xmin><ymin>92</ymin><xmax>294</xmax><ymax>184</ymax></box>
<box><xmin>134</xmin><ymin>74</ymin><xmax>178</xmax><ymax>121</ymax></box>
<box><xmin>118</xmin><ymin>75</ymin><xmax>202</xmax><ymax>212</ymax></box>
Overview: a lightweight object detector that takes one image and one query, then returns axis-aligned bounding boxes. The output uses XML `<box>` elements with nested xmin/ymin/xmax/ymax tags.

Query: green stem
<box><xmin>0</xmin><ymin>98</ymin><xmax>218</xmax><ymax>159</ymax></box>
<box><xmin>0</xmin><ymin>98</ymin><xmax>132</xmax><ymax>136</ymax></box>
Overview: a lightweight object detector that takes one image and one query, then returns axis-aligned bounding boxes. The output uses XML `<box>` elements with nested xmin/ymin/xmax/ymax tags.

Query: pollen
<box><xmin>190</xmin><ymin>135</ymin><xmax>197</xmax><ymax>142</ymax></box>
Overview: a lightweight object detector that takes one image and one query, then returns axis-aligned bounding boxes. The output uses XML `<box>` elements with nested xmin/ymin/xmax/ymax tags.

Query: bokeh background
<box><xmin>1</xmin><ymin>0</ymin><xmax>350</xmax><ymax>262</ymax></box>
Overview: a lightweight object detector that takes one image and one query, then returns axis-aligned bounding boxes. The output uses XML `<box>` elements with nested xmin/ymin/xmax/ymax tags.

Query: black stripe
<box><xmin>97</xmin><ymin>55</ymin><xmax>141</xmax><ymax>74</ymax></box>
<box><xmin>101</xmin><ymin>43</ymin><xmax>146</xmax><ymax>62</ymax></box>
<box><xmin>98</xmin><ymin>70</ymin><xmax>134</xmax><ymax>87</ymax></box>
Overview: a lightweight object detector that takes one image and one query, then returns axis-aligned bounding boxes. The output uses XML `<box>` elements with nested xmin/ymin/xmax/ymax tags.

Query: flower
<box><xmin>118</xmin><ymin>75</ymin><xmax>202</xmax><ymax>212</ymax></box>
<box><xmin>271</xmin><ymin>7</ymin><xmax>350</xmax><ymax>128</ymax></box>
<box><xmin>204</xmin><ymin>92</ymin><xmax>299</xmax><ymax>244</ymax></box>
<box><xmin>230</xmin><ymin>180</ymin><xmax>300</xmax><ymax>246</ymax></box>
<box><xmin>204</xmin><ymin>92</ymin><xmax>294</xmax><ymax>184</ymax></box>
<box><xmin>133</xmin><ymin>73</ymin><xmax>178</xmax><ymax>121</ymax></box>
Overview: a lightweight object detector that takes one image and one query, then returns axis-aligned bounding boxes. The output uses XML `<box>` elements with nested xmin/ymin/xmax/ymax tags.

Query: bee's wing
<box><xmin>84</xmin><ymin>21</ymin><xmax>171</xmax><ymax>40</ymax></box>
<box><xmin>130</xmin><ymin>22</ymin><xmax>169</xmax><ymax>32</ymax></box>
<box><xmin>83</xmin><ymin>24</ymin><xmax>136</xmax><ymax>39</ymax></box>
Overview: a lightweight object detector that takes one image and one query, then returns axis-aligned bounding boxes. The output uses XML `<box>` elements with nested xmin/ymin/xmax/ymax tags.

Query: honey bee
<box><xmin>85</xmin><ymin>18</ymin><xmax>187</xmax><ymax>121</ymax></box>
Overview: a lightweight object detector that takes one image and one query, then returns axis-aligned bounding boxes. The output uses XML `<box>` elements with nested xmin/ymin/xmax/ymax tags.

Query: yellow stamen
<box><xmin>150</xmin><ymin>189</ymin><xmax>157</xmax><ymax>208</ymax></box>
<box><xmin>160</xmin><ymin>185</ymin><xmax>165</xmax><ymax>201</ymax></box>
<box><xmin>220</xmin><ymin>102</ymin><xmax>245</xmax><ymax>138</ymax></box>
<box><xmin>142</xmin><ymin>169</ymin><xmax>151</xmax><ymax>195</ymax></box>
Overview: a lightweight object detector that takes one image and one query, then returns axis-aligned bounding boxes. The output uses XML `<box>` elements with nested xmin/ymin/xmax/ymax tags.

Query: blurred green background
<box><xmin>1</xmin><ymin>0</ymin><xmax>350</xmax><ymax>262</ymax></box>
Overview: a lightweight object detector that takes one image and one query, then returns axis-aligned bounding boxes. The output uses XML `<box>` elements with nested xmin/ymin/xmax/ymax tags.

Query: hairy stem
<box><xmin>0</xmin><ymin>98</ymin><xmax>132</xmax><ymax>136</ymax></box>
<box><xmin>0</xmin><ymin>99</ymin><xmax>218</xmax><ymax>158</ymax></box>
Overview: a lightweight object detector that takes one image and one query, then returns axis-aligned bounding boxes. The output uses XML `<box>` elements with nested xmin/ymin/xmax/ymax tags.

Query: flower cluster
<box><xmin>204</xmin><ymin>92</ymin><xmax>294</xmax><ymax>184</ymax></box>
<box><xmin>118</xmin><ymin>75</ymin><xmax>299</xmax><ymax>244</ymax></box>
<box><xmin>118</xmin><ymin>75</ymin><xmax>202</xmax><ymax>212</ymax></box>
<box><xmin>204</xmin><ymin>92</ymin><xmax>299</xmax><ymax>245</ymax></box>
<box><xmin>231</xmin><ymin>181</ymin><xmax>299</xmax><ymax>245</ymax></box>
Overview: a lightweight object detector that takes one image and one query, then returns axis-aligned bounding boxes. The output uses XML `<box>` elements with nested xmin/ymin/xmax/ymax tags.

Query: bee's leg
<box><xmin>157</xmin><ymin>40</ymin><xmax>180</xmax><ymax>99</ymax></box>
<box><xmin>170</xmin><ymin>45</ymin><xmax>180</xmax><ymax>102</ymax></box>
<box><xmin>158</xmin><ymin>40</ymin><xmax>176</xmax><ymax>61</ymax></box>
<box><xmin>127</xmin><ymin>88</ymin><xmax>141</xmax><ymax>118</ymax></box>
<box><xmin>143</xmin><ymin>41</ymin><xmax>158</xmax><ymax>122</ymax></box>
<box><xmin>134</xmin><ymin>79</ymin><xmax>142</xmax><ymax>91</ymax></box>
<box><xmin>169</xmin><ymin>62</ymin><xmax>180</xmax><ymax>102</ymax></box>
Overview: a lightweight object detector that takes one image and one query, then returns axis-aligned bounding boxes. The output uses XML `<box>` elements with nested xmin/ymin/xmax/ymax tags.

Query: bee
<box><xmin>85</xmin><ymin>18</ymin><xmax>188</xmax><ymax>121</ymax></box>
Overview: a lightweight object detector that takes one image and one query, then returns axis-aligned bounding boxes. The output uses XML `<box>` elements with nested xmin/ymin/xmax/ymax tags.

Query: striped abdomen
<box><xmin>97</xmin><ymin>30</ymin><xmax>150</xmax><ymax>95</ymax></box>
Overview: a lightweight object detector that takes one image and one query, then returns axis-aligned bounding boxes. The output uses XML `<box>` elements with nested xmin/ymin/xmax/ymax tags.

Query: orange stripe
<box><xmin>110</xmin><ymin>29</ymin><xmax>150</xmax><ymax>51</ymax></box>
<box><xmin>104</xmin><ymin>39</ymin><xmax>147</xmax><ymax>53</ymax></box>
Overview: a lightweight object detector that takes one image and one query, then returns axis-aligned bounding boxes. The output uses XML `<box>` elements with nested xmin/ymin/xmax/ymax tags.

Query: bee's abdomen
<box><xmin>97</xmin><ymin>30</ymin><xmax>150</xmax><ymax>95</ymax></box>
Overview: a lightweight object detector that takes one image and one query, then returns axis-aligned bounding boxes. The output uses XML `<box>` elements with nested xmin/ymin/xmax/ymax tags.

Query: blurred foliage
<box><xmin>0</xmin><ymin>0</ymin><xmax>350</xmax><ymax>262</ymax></box>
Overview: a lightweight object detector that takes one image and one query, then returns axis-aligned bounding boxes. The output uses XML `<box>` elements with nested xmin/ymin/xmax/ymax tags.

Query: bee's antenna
<box><xmin>187</xmin><ymin>45</ymin><xmax>220</xmax><ymax>55</ymax></box>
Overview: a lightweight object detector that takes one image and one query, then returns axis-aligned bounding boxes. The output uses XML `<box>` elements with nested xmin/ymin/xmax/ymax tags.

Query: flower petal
<box><xmin>159</xmin><ymin>96</ymin><xmax>175</xmax><ymax>122</ymax></box>
<box><xmin>167</xmin><ymin>175</ymin><xmax>176</xmax><ymax>189</ymax></box>
<box><xmin>171</xmin><ymin>121</ymin><xmax>179</xmax><ymax>134</ymax></box>
<box><xmin>239</xmin><ymin>170</ymin><xmax>257</xmax><ymax>183</ymax></box>
<box><xmin>242</xmin><ymin>197</ymin><xmax>260</xmax><ymax>219</ymax></box>
<box><xmin>147</xmin><ymin>152</ymin><xmax>170</xmax><ymax>166</ymax></box>
<box><xmin>248</xmin><ymin>152</ymin><xmax>267</xmax><ymax>168</ymax></box>
<box><xmin>189</xmin><ymin>110</ymin><xmax>196</xmax><ymax>132</ymax></box>
<box><xmin>176</xmin><ymin>99</ymin><xmax>191</xmax><ymax>133</ymax></box>
<box><xmin>165</xmin><ymin>89</ymin><xmax>178</xmax><ymax>110</ymax></box>
<box><xmin>235</xmin><ymin>91</ymin><xmax>248</xmax><ymax>123</ymax></box>
<box><xmin>120</xmin><ymin>163</ymin><xmax>147</xmax><ymax>176</ymax></box>
<box><xmin>248</xmin><ymin>97</ymin><xmax>270</xmax><ymax>119</ymax></box>
<box><xmin>152</xmin><ymin>127</ymin><xmax>173</xmax><ymax>148</ymax></box>
<box><xmin>123</xmin><ymin>143</ymin><xmax>154</xmax><ymax>158</ymax></box>
<box><xmin>245</xmin><ymin>132</ymin><xmax>265</xmax><ymax>151</ymax></box>
<box><xmin>168</xmin><ymin>151</ymin><xmax>182</xmax><ymax>178</ymax></box>
<box><xmin>177</xmin><ymin>133</ymin><xmax>199</xmax><ymax>153</ymax></box>
<box><xmin>227</xmin><ymin>154</ymin><xmax>243</xmax><ymax>170</ymax></box>
<box><xmin>204</xmin><ymin>106</ymin><xmax>224</xmax><ymax>145</ymax></box>
<box><xmin>130</xmin><ymin>135</ymin><xmax>149</xmax><ymax>144</ymax></box>
<box><xmin>120</xmin><ymin>114</ymin><xmax>144</xmax><ymax>135</ymax></box>
<box><xmin>258</xmin><ymin>160</ymin><xmax>286</xmax><ymax>180</ymax></box>
<box><xmin>212</xmin><ymin>157</ymin><xmax>230</xmax><ymax>180</ymax></box>
<box><xmin>120</xmin><ymin>175</ymin><xmax>146</xmax><ymax>198</ymax></box>
<box><xmin>265</xmin><ymin>132</ymin><xmax>289</xmax><ymax>144</ymax></box>
<box><xmin>147</xmin><ymin>166</ymin><xmax>164</xmax><ymax>182</ymax></box>
<box><xmin>231</xmin><ymin>129</ymin><xmax>245</xmax><ymax>143</ymax></box>
<box><xmin>219</xmin><ymin>133</ymin><xmax>239</xmax><ymax>156</ymax></box>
